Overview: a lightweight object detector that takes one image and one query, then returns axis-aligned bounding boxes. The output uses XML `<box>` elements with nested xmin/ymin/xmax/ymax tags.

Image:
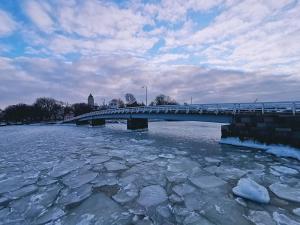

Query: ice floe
<box><xmin>247</xmin><ymin>210</ymin><xmax>275</xmax><ymax>225</ymax></box>
<box><xmin>62</xmin><ymin>171</ymin><xmax>98</xmax><ymax>188</ymax></box>
<box><xmin>293</xmin><ymin>208</ymin><xmax>300</xmax><ymax>217</ymax></box>
<box><xmin>112</xmin><ymin>184</ymin><xmax>138</xmax><ymax>204</ymax></box>
<box><xmin>104</xmin><ymin>160</ymin><xmax>128</xmax><ymax>171</ymax></box>
<box><xmin>270</xmin><ymin>165</ymin><xmax>298</xmax><ymax>175</ymax></box>
<box><xmin>5</xmin><ymin>184</ymin><xmax>38</xmax><ymax>200</ymax></box>
<box><xmin>273</xmin><ymin>212</ymin><xmax>300</xmax><ymax>225</ymax></box>
<box><xmin>49</xmin><ymin>160</ymin><xmax>85</xmax><ymax>178</ymax></box>
<box><xmin>137</xmin><ymin>185</ymin><xmax>167</xmax><ymax>207</ymax></box>
<box><xmin>35</xmin><ymin>207</ymin><xmax>65</xmax><ymax>224</ymax></box>
<box><xmin>183</xmin><ymin>212</ymin><xmax>214</xmax><ymax>225</ymax></box>
<box><xmin>232</xmin><ymin>178</ymin><xmax>270</xmax><ymax>203</ymax></box>
<box><xmin>172</xmin><ymin>183</ymin><xmax>196</xmax><ymax>196</ymax></box>
<box><xmin>269</xmin><ymin>183</ymin><xmax>300</xmax><ymax>203</ymax></box>
<box><xmin>62</xmin><ymin>193</ymin><xmax>131</xmax><ymax>225</ymax></box>
<box><xmin>189</xmin><ymin>175</ymin><xmax>227</xmax><ymax>189</ymax></box>
<box><xmin>58</xmin><ymin>184</ymin><xmax>92</xmax><ymax>208</ymax></box>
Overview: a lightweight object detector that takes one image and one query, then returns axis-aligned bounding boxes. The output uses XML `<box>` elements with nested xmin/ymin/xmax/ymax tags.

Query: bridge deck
<box><xmin>64</xmin><ymin>101</ymin><xmax>300</xmax><ymax>124</ymax></box>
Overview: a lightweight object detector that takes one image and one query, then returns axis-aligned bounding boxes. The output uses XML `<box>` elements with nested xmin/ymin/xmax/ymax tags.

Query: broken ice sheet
<box><xmin>62</xmin><ymin>171</ymin><xmax>98</xmax><ymax>188</ymax></box>
<box><xmin>58</xmin><ymin>184</ymin><xmax>92</xmax><ymax>208</ymax></box>
<box><xmin>137</xmin><ymin>185</ymin><xmax>167</xmax><ymax>207</ymax></box>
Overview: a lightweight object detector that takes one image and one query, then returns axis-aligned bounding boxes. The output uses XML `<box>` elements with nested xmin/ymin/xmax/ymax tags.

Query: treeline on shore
<box><xmin>0</xmin><ymin>94</ymin><xmax>178</xmax><ymax>124</ymax></box>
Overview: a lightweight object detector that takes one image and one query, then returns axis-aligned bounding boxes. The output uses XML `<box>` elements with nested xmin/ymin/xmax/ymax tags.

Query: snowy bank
<box><xmin>220</xmin><ymin>137</ymin><xmax>300</xmax><ymax>161</ymax></box>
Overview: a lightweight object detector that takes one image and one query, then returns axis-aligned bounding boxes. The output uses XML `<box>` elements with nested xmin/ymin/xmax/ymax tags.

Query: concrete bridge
<box><xmin>64</xmin><ymin>101</ymin><xmax>300</xmax><ymax>148</ymax></box>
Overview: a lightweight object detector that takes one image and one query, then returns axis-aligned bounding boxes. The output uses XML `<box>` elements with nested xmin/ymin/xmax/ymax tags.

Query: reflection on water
<box><xmin>0</xmin><ymin>122</ymin><xmax>299</xmax><ymax>225</ymax></box>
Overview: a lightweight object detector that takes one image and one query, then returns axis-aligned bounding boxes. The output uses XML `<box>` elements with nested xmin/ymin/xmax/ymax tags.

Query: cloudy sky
<box><xmin>0</xmin><ymin>0</ymin><xmax>299</xmax><ymax>108</ymax></box>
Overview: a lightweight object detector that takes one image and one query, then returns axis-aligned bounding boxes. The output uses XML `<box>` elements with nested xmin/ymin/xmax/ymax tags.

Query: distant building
<box><xmin>88</xmin><ymin>94</ymin><xmax>94</xmax><ymax>107</ymax></box>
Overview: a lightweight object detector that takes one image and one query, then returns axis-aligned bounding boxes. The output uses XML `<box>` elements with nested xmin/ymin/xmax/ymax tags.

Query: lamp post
<box><xmin>142</xmin><ymin>86</ymin><xmax>148</xmax><ymax>106</ymax></box>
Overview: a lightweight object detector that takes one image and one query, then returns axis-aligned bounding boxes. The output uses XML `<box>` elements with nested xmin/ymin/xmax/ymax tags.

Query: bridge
<box><xmin>64</xmin><ymin>101</ymin><xmax>300</xmax><ymax>148</ymax></box>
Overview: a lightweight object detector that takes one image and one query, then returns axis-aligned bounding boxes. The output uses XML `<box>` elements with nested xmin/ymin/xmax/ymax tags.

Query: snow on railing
<box><xmin>64</xmin><ymin>101</ymin><xmax>300</xmax><ymax>122</ymax></box>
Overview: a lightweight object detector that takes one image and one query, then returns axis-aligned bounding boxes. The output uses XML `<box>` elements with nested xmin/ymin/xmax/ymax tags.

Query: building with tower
<box><xmin>88</xmin><ymin>94</ymin><xmax>94</xmax><ymax>107</ymax></box>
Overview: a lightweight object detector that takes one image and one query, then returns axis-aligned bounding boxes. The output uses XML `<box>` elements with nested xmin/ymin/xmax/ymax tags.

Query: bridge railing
<box><xmin>64</xmin><ymin>101</ymin><xmax>300</xmax><ymax>122</ymax></box>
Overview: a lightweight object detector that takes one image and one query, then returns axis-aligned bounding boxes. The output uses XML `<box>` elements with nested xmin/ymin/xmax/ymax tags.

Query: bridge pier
<box><xmin>90</xmin><ymin>119</ymin><xmax>105</xmax><ymax>126</ymax></box>
<box><xmin>127</xmin><ymin>118</ymin><xmax>148</xmax><ymax>130</ymax></box>
<box><xmin>221</xmin><ymin>114</ymin><xmax>300</xmax><ymax>148</ymax></box>
<box><xmin>76</xmin><ymin>120</ymin><xmax>89</xmax><ymax>125</ymax></box>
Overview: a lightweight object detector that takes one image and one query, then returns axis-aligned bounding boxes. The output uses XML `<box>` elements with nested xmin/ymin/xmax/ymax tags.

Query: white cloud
<box><xmin>0</xmin><ymin>9</ymin><xmax>17</xmax><ymax>36</ymax></box>
<box><xmin>58</xmin><ymin>0</ymin><xmax>150</xmax><ymax>38</ymax></box>
<box><xmin>25</xmin><ymin>0</ymin><xmax>55</xmax><ymax>32</ymax></box>
<box><xmin>1</xmin><ymin>0</ymin><xmax>300</xmax><ymax>107</ymax></box>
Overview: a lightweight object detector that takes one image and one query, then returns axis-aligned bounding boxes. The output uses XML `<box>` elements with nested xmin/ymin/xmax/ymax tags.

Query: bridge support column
<box><xmin>221</xmin><ymin>114</ymin><xmax>300</xmax><ymax>148</ymax></box>
<box><xmin>76</xmin><ymin>120</ymin><xmax>89</xmax><ymax>125</ymax></box>
<box><xmin>90</xmin><ymin>119</ymin><xmax>105</xmax><ymax>126</ymax></box>
<box><xmin>127</xmin><ymin>118</ymin><xmax>148</xmax><ymax>130</ymax></box>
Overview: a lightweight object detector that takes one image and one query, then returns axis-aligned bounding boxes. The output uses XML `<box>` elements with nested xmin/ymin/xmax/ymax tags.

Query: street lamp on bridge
<box><xmin>142</xmin><ymin>86</ymin><xmax>148</xmax><ymax>106</ymax></box>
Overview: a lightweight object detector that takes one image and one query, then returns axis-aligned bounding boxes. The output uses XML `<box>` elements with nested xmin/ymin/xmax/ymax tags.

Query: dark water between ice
<box><xmin>0</xmin><ymin>122</ymin><xmax>300</xmax><ymax>225</ymax></box>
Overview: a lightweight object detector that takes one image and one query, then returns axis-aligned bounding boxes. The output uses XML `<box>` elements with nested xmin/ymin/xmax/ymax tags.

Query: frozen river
<box><xmin>0</xmin><ymin>122</ymin><xmax>300</xmax><ymax>225</ymax></box>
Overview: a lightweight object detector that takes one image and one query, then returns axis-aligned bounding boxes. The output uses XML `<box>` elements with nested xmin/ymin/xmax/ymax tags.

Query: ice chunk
<box><xmin>112</xmin><ymin>184</ymin><xmax>138</xmax><ymax>204</ymax></box>
<box><xmin>137</xmin><ymin>185</ymin><xmax>167</xmax><ymax>207</ymax></box>
<box><xmin>293</xmin><ymin>208</ymin><xmax>300</xmax><ymax>217</ymax></box>
<box><xmin>169</xmin><ymin>194</ymin><xmax>183</xmax><ymax>203</ymax></box>
<box><xmin>273</xmin><ymin>212</ymin><xmax>300</xmax><ymax>225</ymax></box>
<box><xmin>232</xmin><ymin>178</ymin><xmax>270</xmax><ymax>203</ymax></box>
<box><xmin>37</xmin><ymin>176</ymin><xmax>57</xmax><ymax>186</ymax></box>
<box><xmin>59</xmin><ymin>184</ymin><xmax>92</xmax><ymax>208</ymax></box>
<box><xmin>0</xmin><ymin>176</ymin><xmax>25</xmax><ymax>194</ymax></box>
<box><xmin>156</xmin><ymin>205</ymin><xmax>171</xmax><ymax>218</ymax></box>
<box><xmin>158</xmin><ymin>154</ymin><xmax>175</xmax><ymax>159</ymax></box>
<box><xmin>247</xmin><ymin>210</ymin><xmax>276</xmax><ymax>225</ymax></box>
<box><xmin>5</xmin><ymin>185</ymin><xmax>38</xmax><ymax>200</ymax></box>
<box><xmin>269</xmin><ymin>183</ymin><xmax>300</xmax><ymax>203</ymax></box>
<box><xmin>204</xmin><ymin>157</ymin><xmax>221</xmax><ymax>164</ymax></box>
<box><xmin>0</xmin><ymin>196</ymin><xmax>9</xmax><ymax>206</ymax></box>
<box><xmin>172</xmin><ymin>183</ymin><xmax>196</xmax><ymax>196</ymax></box>
<box><xmin>183</xmin><ymin>212</ymin><xmax>214</xmax><ymax>225</ymax></box>
<box><xmin>166</xmin><ymin>172</ymin><xmax>188</xmax><ymax>183</ymax></box>
<box><xmin>30</xmin><ymin>185</ymin><xmax>62</xmax><ymax>208</ymax></box>
<box><xmin>89</xmin><ymin>155</ymin><xmax>111</xmax><ymax>164</ymax></box>
<box><xmin>235</xmin><ymin>197</ymin><xmax>247</xmax><ymax>207</ymax></box>
<box><xmin>200</xmin><ymin>194</ymin><xmax>251</xmax><ymax>225</ymax></box>
<box><xmin>62</xmin><ymin>193</ymin><xmax>131</xmax><ymax>225</ymax></box>
<box><xmin>270</xmin><ymin>166</ymin><xmax>298</xmax><ymax>175</ymax></box>
<box><xmin>62</xmin><ymin>171</ymin><xmax>97</xmax><ymax>188</ymax></box>
<box><xmin>142</xmin><ymin>155</ymin><xmax>158</xmax><ymax>161</ymax></box>
<box><xmin>184</xmin><ymin>193</ymin><xmax>206</xmax><ymax>211</ymax></box>
<box><xmin>49</xmin><ymin>160</ymin><xmax>85</xmax><ymax>178</ymax></box>
<box><xmin>204</xmin><ymin>165</ymin><xmax>247</xmax><ymax>180</ymax></box>
<box><xmin>35</xmin><ymin>207</ymin><xmax>65</xmax><ymax>224</ymax></box>
<box><xmin>104</xmin><ymin>160</ymin><xmax>128</xmax><ymax>171</ymax></box>
<box><xmin>92</xmin><ymin>174</ymin><xmax>118</xmax><ymax>188</ymax></box>
<box><xmin>189</xmin><ymin>175</ymin><xmax>226</xmax><ymax>189</ymax></box>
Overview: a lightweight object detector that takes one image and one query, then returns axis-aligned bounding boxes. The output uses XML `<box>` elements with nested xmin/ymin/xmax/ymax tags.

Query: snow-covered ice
<box><xmin>232</xmin><ymin>178</ymin><xmax>270</xmax><ymax>203</ymax></box>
